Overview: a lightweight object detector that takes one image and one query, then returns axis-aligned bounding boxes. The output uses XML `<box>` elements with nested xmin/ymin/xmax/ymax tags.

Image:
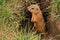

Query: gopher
<box><xmin>27</xmin><ymin>4</ymin><xmax>46</xmax><ymax>34</ymax></box>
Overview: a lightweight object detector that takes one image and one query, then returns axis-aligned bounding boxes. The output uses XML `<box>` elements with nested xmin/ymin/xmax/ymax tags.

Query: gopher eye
<box><xmin>31</xmin><ymin>8</ymin><xmax>34</xmax><ymax>10</ymax></box>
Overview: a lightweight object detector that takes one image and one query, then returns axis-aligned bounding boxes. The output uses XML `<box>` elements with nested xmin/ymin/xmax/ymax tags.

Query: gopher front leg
<box><xmin>30</xmin><ymin>23</ymin><xmax>36</xmax><ymax>32</ymax></box>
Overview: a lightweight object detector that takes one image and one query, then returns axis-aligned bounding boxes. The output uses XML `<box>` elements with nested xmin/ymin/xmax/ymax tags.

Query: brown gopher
<box><xmin>27</xmin><ymin>4</ymin><xmax>46</xmax><ymax>34</ymax></box>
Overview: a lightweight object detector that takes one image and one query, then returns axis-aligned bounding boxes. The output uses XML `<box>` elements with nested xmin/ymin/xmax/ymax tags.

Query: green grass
<box><xmin>0</xmin><ymin>0</ymin><xmax>41</xmax><ymax>40</ymax></box>
<box><xmin>0</xmin><ymin>0</ymin><xmax>60</xmax><ymax>40</ymax></box>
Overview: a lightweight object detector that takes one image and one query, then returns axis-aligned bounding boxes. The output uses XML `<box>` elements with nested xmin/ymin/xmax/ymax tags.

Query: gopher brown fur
<box><xmin>27</xmin><ymin>4</ymin><xmax>46</xmax><ymax>34</ymax></box>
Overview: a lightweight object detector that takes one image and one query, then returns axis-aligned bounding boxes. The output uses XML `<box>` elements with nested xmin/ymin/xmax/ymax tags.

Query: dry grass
<box><xmin>0</xmin><ymin>0</ymin><xmax>60</xmax><ymax>40</ymax></box>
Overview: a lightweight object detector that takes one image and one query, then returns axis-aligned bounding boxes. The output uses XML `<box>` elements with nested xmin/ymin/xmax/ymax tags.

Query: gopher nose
<box><xmin>27</xmin><ymin>7</ymin><xmax>29</xmax><ymax>9</ymax></box>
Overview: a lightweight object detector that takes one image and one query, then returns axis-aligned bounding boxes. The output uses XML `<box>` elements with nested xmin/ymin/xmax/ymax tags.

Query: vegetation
<box><xmin>0</xmin><ymin>0</ymin><xmax>60</xmax><ymax>40</ymax></box>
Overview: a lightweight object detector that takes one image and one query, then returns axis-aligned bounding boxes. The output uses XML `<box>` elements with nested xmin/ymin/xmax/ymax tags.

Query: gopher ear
<box><xmin>35</xmin><ymin>3</ymin><xmax>38</xmax><ymax>5</ymax></box>
<box><xmin>35</xmin><ymin>3</ymin><xmax>41</xmax><ymax>7</ymax></box>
